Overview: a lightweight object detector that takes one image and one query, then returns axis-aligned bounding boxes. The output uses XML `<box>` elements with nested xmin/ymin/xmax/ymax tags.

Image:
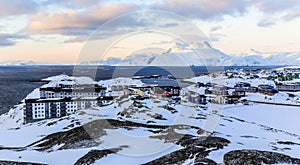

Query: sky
<box><xmin>0</xmin><ymin>0</ymin><xmax>300</xmax><ymax>64</ymax></box>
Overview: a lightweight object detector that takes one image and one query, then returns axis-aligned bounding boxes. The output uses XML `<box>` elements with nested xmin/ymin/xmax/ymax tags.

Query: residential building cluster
<box><xmin>24</xmin><ymin>66</ymin><xmax>300</xmax><ymax>123</ymax></box>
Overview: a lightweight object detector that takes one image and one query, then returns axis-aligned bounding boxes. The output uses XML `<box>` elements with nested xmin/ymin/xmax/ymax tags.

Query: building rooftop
<box><xmin>25</xmin><ymin>96</ymin><xmax>113</xmax><ymax>103</ymax></box>
<box><xmin>141</xmin><ymin>78</ymin><xmax>179</xmax><ymax>87</ymax></box>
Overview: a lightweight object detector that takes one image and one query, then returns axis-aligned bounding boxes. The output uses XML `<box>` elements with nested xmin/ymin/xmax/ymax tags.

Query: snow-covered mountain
<box><xmin>0</xmin><ymin>60</ymin><xmax>36</xmax><ymax>66</ymax></box>
<box><xmin>80</xmin><ymin>57</ymin><xmax>122</xmax><ymax>65</ymax></box>
<box><xmin>95</xmin><ymin>42</ymin><xmax>300</xmax><ymax>66</ymax></box>
<box><xmin>229</xmin><ymin>52</ymin><xmax>300</xmax><ymax>66</ymax></box>
<box><xmin>3</xmin><ymin>42</ymin><xmax>300</xmax><ymax>66</ymax></box>
<box><xmin>118</xmin><ymin>42</ymin><xmax>229</xmax><ymax>66</ymax></box>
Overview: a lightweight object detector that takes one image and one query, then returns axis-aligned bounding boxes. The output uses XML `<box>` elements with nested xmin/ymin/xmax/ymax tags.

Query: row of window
<box><xmin>34</xmin><ymin>103</ymin><xmax>45</xmax><ymax>106</ymax></box>
<box><xmin>67</xmin><ymin>109</ymin><xmax>76</xmax><ymax>113</ymax></box>
<box><xmin>67</xmin><ymin>105</ymin><xmax>76</xmax><ymax>109</ymax></box>
<box><xmin>32</xmin><ymin>100</ymin><xmax>101</xmax><ymax>106</ymax></box>
<box><xmin>34</xmin><ymin>110</ymin><xmax>44</xmax><ymax>114</ymax></box>
<box><xmin>43</xmin><ymin>92</ymin><xmax>100</xmax><ymax>97</ymax></box>
<box><xmin>34</xmin><ymin>114</ymin><xmax>45</xmax><ymax>118</ymax></box>
<box><xmin>278</xmin><ymin>85</ymin><xmax>300</xmax><ymax>89</ymax></box>
<box><xmin>31</xmin><ymin>102</ymin><xmax>104</xmax><ymax>119</ymax></box>
<box><xmin>34</xmin><ymin>107</ymin><xmax>44</xmax><ymax>110</ymax></box>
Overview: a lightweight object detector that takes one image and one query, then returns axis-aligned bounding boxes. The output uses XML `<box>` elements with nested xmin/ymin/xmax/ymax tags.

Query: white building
<box><xmin>284</xmin><ymin>67</ymin><xmax>300</xmax><ymax>73</ymax></box>
<box><xmin>24</xmin><ymin>75</ymin><xmax>112</xmax><ymax>123</ymax></box>
<box><xmin>25</xmin><ymin>96</ymin><xmax>113</xmax><ymax>123</ymax></box>
<box><xmin>277</xmin><ymin>83</ymin><xmax>300</xmax><ymax>92</ymax></box>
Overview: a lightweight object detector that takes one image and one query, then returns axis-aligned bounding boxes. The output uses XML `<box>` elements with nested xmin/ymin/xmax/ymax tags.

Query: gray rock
<box><xmin>224</xmin><ymin>149</ymin><xmax>300</xmax><ymax>165</ymax></box>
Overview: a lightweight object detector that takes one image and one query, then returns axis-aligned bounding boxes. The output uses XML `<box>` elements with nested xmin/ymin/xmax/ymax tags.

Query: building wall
<box><xmin>25</xmin><ymin>104</ymin><xmax>33</xmax><ymax>122</ymax></box>
<box><xmin>32</xmin><ymin>102</ymin><xmax>46</xmax><ymax>120</ymax></box>
<box><xmin>40</xmin><ymin>88</ymin><xmax>106</xmax><ymax>99</ymax></box>
<box><xmin>284</xmin><ymin>68</ymin><xmax>300</xmax><ymax>73</ymax></box>
<box><xmin>212</xmin><ymin>96</ymin><xmax>227</xmax><ymax>104</ymax></box>
<box><xmin>211</xmin><ymin>90</ymin><xmax>229</xmax><ymax>96</ymax></box>
<box><xmin>24</xmin><ymin>98</ymin><xmax>112</xmax><ymax>123</ymax></box>
<box><xmin>277</xmin><ymin>84</ymin><xmax>300</xmax><ymax>91</ymax></box>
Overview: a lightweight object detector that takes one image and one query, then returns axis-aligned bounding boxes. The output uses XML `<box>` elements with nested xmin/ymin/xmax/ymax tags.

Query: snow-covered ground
<box><xmin>247</xmin><ymin>92</ymin><xmax>300</xmax><ymax>105</ymax></box>
<box><xmin>209</xmin><ymin>103</ymin><xmax>300</xmax><ymax>163</ymax></box>
<box><xmin>2</xmin><ymin>99</ymin><xmax>299</xmax><ymax>164</ymax></box>
<box><xmin>1</xmin><ymin>73</ymin><xmax>300</xmax><ymax>164</ymax></box>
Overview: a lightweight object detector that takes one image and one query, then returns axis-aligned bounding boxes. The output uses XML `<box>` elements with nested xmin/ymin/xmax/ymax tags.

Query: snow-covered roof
<box><xmin>141</xmin><ymin>79</ymin><xmax>179</xmax><ymax>87</ymax></box>
<box><xmin>42</xmin><ymin>74</ymin><xmax>70</xmax><ymax>82</ymax></box>
<box><xmin>99</xmin><ymin>77</ymin><xmax>144</xmax><ymax>87</ymax></box>
<box><xmin>41</xmin><ymin>74</ymin><xmax>97</xmax><ymax>88</ymax></box>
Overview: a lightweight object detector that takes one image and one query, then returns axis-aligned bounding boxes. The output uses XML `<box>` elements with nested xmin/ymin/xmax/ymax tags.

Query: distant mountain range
<box><xmin>0</xmin><ymin>60</ymin><xmax>36</xmax><ymax>66</ymax></box>
<box><xmin>225</xmin><ymin>52</ymin><xmax>300</xmax><ymax>66</ymax></box>
<box><xmin>81</xmin><ymin>42</ymin><xmax>300</xmax><ymax>66</ymax></box>
<box><xmin>2</xmin><ymin>42</ymin><xmax>300</xmax><ymax>66</ymax></box>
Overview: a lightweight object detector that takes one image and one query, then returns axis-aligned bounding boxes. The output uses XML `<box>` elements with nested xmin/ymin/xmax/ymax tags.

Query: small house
<box><xmin>232</xmin><ymin>88</ymin><xmax>246</xmax><ymax>97</ymax></box>
<box><xmin>211</xmin><ymin>89</ymin><xmax>229</xmax><ymax>96</ymax></box>
<box><xmin>245</xmin><ymin>86</ymin><xmax>258</xmax><ymax>93</ymax></box>
<box><xmin>110</xmin><ymin>85</ymin><xmax>126</xmax><ymax>96</ymax></box>
<box><xmin>234</xmin><ymin>82</ymin><xmax>251</xmax><ymax>88</ymax></box>
<box><xmin>188</xmin><ymin>94</ymin><xmax>207</xmax><ymax>105</ymax></box>
<box><xmin>212</xmin><ymin>95</ymin><xmax>228</xmax><ymax>104</ymax></box>
<box><xmin>227</xmin><ymin>95</ymin><xmax>241</xmax><ymax>104</ymax></box>
<box><xmin>258</xmin><ymin>85</ymin><xmax>278</xmax><ymax>95</ymax></box>
<box><xmin>141</xmin><ymin>79</ymin><xmax>181</xmax><ymax>97</ymax></box>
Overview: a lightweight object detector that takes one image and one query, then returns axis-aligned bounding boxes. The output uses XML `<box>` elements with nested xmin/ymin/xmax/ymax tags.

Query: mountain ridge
<box><xmin>2</xmin><ymin>42</ymin><xmax>300</xmax><ymax>66</ymax></box>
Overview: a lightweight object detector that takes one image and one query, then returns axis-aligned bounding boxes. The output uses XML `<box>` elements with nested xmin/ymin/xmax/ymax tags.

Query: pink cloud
<box><xmin>25</xmin><ymin>3</ymin><xmax>137</xmax><ymax>35</ymax></box>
